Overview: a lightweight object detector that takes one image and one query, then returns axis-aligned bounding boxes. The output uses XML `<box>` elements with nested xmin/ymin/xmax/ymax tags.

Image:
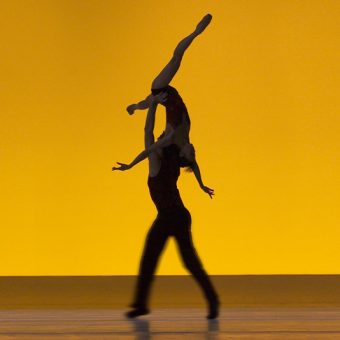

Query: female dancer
<box><xmin>126</xmin><ymin>14</ymin><xmax>212</xmax><ymax>178</ymax></box>
<box><xmin>113</xmin><ymin>94</ymin><xmax>220</xmax><ymax>319</ymax></box>
<box><xmin>119</xmin><ymin>14</ymin><xmax>214</xmax><ymax>196</ymax></box>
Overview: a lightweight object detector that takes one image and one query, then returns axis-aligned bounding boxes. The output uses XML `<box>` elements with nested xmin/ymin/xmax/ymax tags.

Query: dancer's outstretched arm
<box><xmin>112</xmin><ymin>130</ymin><xmax>174</xmax><ymax>171</ymax></box>
<box><xmin>113</xmin><ymin>93</ymin><xmax>171</xmax><ymax>171</ymax></box>
<box><xmin>191</xmin><ymin>160</ymin><xmax>214</xmax><ymax>198</ymax></box>
<box><xmin>126</xmin><ymin>95</ymin><xmax>152</xmax><ymax>115</ymax></box>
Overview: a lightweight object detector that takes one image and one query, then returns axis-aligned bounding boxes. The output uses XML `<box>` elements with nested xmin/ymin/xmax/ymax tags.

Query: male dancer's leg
<box><xmin>173</xmin><ymin>210</ymin><xmax>219</xmax><ymax>307</ymax></box>
<box><xmin>130</xmin><ymin>215</ymin><xmax>169</xmax><ymax>308</ymax></box>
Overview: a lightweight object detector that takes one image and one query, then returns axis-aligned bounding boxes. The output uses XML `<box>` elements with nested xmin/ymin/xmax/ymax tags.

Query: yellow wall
<box><xmin>1</xmin><ymin>0</ymin><xmax>339</xmax><ymax>275</ymax></box>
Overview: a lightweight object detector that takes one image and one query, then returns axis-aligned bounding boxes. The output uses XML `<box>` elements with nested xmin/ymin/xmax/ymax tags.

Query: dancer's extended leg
<box><xmin>127</xmin><ymin>14</ymin><xmax>212</xmax><ymax>115</ymax></box>
<box><xmin>151</xmin><ymin>14</ymin><xmax>212</xmax><ymax>90</ymax></box>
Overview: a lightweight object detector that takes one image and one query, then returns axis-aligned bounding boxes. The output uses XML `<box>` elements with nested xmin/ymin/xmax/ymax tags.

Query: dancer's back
<box><xmin>151</xmin><ymin>86</ymin><xmax>190</xmax><ymax>126</ymax></box>
<box><xmin>151</xmin><ymin>86</ymin><xmax>190</xmax><ymax>145</ymax></box>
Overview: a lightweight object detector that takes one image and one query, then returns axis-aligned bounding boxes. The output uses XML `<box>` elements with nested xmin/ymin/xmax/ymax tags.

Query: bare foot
<box><xmin>195</xmin><ymin>14</ymin><xmax>212</xmax><ymax>35</ymax></box>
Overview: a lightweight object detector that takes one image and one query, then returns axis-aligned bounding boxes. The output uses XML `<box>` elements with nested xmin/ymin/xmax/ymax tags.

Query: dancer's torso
<box><xmin>147</xmin><ymin>144</ymin><xmax>185</xmax><ymax>212</ymax></box>
<box><xmin>151</xmin><ymin>85</ymin><xmax>191</xmax><ymax>129</ymax></box>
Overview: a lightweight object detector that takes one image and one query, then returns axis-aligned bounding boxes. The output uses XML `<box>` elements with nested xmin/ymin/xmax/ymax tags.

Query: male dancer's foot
<box><xmin>125</xmin><ymin>306</ymin><xmax>150</xmax><ymax>319</ymax></box>
<box><xmin>207</xmin><ymin>298</ymin><xmax>220</xmax><ymax>319</ymax></box>
<box><xmin>195</xmin><ymin>14</ymin><xmax>213</xmax><ymax>35</ymax></box>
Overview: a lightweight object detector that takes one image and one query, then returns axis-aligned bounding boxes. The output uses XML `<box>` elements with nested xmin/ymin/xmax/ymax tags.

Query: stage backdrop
<box><xmin>1</xmin><ymin>0</ymin><xmax>339</xmax><ymax>275</ymax></box>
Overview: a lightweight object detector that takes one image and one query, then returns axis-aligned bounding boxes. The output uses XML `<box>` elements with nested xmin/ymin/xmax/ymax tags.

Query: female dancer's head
<box><xmin>157</xmin><ymin>132</ymin><xmax>195</xmax><ymax>170</ymax></box>
<box><xmin>179</xmin><ymin>142</ymin><xmax>195</xmax><ymax>165</ymax></box>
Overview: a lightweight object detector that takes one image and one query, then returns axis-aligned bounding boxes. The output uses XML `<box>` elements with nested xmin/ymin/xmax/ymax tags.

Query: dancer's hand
<box><xmin>112</xmin><ymin>162</ymin><xmax>132</xmax><ymax>171</ymax></box>
<box><xmin>201</xmin><ymin>185</ymin><xmax>214</xmax><ymax>199</ymax></box>
<box><xmin>126</xmin><ymin>104</ymin><xmax>136</xmax><ymax>115</ymax></box>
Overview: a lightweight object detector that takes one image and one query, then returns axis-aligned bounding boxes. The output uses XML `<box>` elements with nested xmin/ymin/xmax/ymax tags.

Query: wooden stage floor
<box><xmin>1</xmin><ymin>307</ymin><xmax>340</xmax><ymax>339</ymax></box>
<box><xmin>1</xmin><ymin>276</ymin><xmax>340</xmax><ymax>338</ymax></box>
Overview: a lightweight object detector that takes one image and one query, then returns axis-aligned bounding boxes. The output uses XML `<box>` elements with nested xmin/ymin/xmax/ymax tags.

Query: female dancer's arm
<box><xmin>191</xmin><ymin>161</ymin><xmax>215</xmax><ymax>198</ymax></box>
<box><xmin>113</xmin><ymin>93</ymin><xmax>170</xmax><ymax>171</ymax></box>
<box><xmin>126</xmin><ymin>95</ymin><xmax>152</xmax><ymax>115</ymax></box>
<box><xmin>112</xmin><ymin>130</ymin><xmax>174</xmax><ymax>171</ymax></box>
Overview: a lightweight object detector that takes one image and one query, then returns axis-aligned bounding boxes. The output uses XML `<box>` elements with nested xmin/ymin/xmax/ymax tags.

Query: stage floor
<box><xmin>1</xmin><ymin>307</ymin><xmax>340</xmax><ymax>339</ymax></box>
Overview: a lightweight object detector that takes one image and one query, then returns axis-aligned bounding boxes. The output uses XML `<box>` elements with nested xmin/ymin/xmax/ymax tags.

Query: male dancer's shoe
<box><xmin>125</xmin><ymin>303</ymin><xmax>150</xmax><ymax>318</ymax></box>
<box><xmin>207</xmin><ymin>299</ymin><xmax>220</xmax><ymax>319</ymax></box>
<box><xmin>125</xmin><ymin>307</ymin><xmax>150</xmax><ymax>318</ymax></box>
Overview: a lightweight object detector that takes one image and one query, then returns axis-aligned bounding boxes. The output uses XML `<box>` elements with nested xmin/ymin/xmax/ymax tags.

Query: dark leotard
<box><xmin>151</xmin><ymin>85</ymin><xmax>191</xmax><ymax>129</ymax></box>
<box><xmin>147</xmin><ymin>144</ymin><xmax>184</xmax><ymax>212</ymax></box>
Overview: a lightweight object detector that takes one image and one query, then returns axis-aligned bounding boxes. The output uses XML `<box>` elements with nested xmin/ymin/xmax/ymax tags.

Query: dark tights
<box><xmin>131</xmin><ymin>207</ymin><xmax>219</xmax><ymax>308</ymax></box>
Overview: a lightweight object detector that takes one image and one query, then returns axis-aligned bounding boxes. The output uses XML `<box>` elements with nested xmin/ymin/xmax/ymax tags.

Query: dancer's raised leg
<box><xmin>127</xmin><ymin>14</ymin><xmax>212</xmax><ymax>115</ymax></box>
<box><xmin>151</xmin><ymin>14</ymin><xmax>212</xmax><ymax>90</ymax></box>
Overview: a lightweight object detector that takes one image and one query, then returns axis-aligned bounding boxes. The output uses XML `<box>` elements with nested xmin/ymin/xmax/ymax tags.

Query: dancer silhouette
<box><xmin>113</xmin><ymin>93</ymin><xmax>220</xmax><ymax>319</ymax></box>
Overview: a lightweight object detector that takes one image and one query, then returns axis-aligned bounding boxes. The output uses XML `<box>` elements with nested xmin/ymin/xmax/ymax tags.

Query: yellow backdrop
<box><xmin>1</xmin><ymin>0</ymin><xmax>339</xmax><ymax>275</ymax></box>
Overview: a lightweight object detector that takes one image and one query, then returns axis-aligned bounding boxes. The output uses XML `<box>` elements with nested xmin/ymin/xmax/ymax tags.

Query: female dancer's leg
<box><xmin>151</xmin><ymin>14</ymin><xmax>212</xmax><ymax>90</ymax></box>
<box><xmin>128</xmin><ymin>14</ymin><xmax>212</xmax><ymax>114</ymax></box>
